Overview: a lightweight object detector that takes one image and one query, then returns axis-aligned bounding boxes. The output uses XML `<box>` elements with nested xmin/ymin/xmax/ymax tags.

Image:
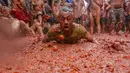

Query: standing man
<box><xmin>72</xmin><ymin>0</ymin><xmax>84</xmax><ymax>24</ymax></box>
<box><xmin>109</xmin><ymin>0</ymin><xmax>125</xmax><ymax>34</ymax></box>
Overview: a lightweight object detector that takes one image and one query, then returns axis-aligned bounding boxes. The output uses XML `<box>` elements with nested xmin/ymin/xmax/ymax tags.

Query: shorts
<box><xmin>109</xmin><ymin>8</ymin><xmax>125</xmax><ymax>23</ymax></box>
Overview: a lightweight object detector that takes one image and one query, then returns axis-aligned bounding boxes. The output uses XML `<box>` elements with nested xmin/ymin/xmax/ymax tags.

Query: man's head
<box><xmin>58</xmin><ymin>11</ymin><xmax>74</xmax><ymax>33</ymax></box>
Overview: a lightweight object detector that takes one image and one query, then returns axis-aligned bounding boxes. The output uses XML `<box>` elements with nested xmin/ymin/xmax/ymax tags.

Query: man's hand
<box><xmin>86</xmin><ymin>31</ymin><xmax>93</xmax><ymax>42</ymax></box>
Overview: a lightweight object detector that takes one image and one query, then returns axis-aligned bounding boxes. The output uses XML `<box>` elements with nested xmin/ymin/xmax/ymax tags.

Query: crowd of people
<box><xmin>0</xmin><ymin>0</ymin><xmax>130</xmax><ymax>43</ymax></box>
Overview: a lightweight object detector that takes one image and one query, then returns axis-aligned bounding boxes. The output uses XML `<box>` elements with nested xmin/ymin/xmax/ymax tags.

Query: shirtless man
<box><xmin>86</xmin><ymin>0</ymin><xmax>101</xmax><ymax>34</ymax></box>
<box><xmin>0</xmin><ymin>8</ymin><xmax>33</xmax><ymax>37</ymax></box>
<box><xmin>100</xmin><ymin>0</ymin><xmax>111</xmax><ymax>32</ymax></box>
<box><xmin>45</xmin><ymin>10</ymin><xmax>93</xmax><ymax>44</ymax></box>
<box><xmin>72</xmin><ymin>0</ymin><xmax>84</xmax><ymax>24</ymax></box>
<box><xmin>109</xmin><ymin>0</ymin><xmax>125</xmax><ymax>34</ymax></box>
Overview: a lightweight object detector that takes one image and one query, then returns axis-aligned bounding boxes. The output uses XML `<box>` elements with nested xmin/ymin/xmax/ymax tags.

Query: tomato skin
<box><xmin>58</xmin><ymin>35</ymin><xmax>64</xmax><ymax>41</ymax></box>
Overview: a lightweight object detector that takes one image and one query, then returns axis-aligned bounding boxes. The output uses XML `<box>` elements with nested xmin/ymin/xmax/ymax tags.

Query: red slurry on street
<box><xmin>0</xmin><ymin>34</ymin><xmax>130</xmax><ymax>73</ymax></box>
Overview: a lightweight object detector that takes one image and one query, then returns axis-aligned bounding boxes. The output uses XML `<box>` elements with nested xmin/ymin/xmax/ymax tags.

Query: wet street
<box><xmin>0</xmin><ymin>34</ymin><xmax>130</xmax><ymax>73</ymax></box>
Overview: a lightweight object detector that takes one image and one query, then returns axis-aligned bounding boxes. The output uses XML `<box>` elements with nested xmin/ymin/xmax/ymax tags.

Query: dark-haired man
<box><xmin>45</xmin><ymin>11</ymin><xmax>93</xmax><ymax>44</ymax></box>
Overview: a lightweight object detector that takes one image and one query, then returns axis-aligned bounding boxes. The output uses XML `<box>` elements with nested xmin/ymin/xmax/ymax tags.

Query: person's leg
<box><xmin>96</xmin><ymin>11</ymin><xmax>101</xmax><ymax>34</ymax></box>
<box><xmin>30</xmin><ymin>24</ymin><xmax>37</xmax><ymax>34</ymax></box>
<box><xmin>37</xmin><ymin>25</ymin><xmax>44</xmax><ymax>40</ymax></box>
<box><xmin>79</xmin><ymin>16</ymin><xmax>82</xmax><ymax>24</ymax></box>
<box><xmin>126</xmin><ymin>15</ymin><xmax>130</xmax><ymax>33</ymax></box>
<box><xmin>109</xmin><ymin>9</ymin><xmax>116</xmax><ymax>34</ymax></box>
<box><xmin>75</xmin><ymin>18</ymin><xmax>78</xmax><ymax>24</ymax></box>
<box><xmin>101</xmin><ymin>17</ymin><xmax>105</xmax><ymax>32</ymax></box>
<box><xmin>37</xmin><ymin>26</ymin><xmax>43</xmax><ymax>35</ymax></box>
<box><xmin>81</xmin><ymin>14</ymin><xmax>85</xmax><ymax>26</ymax></box>
<box><xmin>90</xmin><ymin>12</ymin><xmax>94</xmax><ymax>35</ymax></box>
<box><xmin>20</xmin><ymin>21</ymin><xmax>34</xmax><ymax>36</ymax></box>
<box><xmin>117</xmin><ymin>9</ymin><xmax>125</xmax><ymax>33</ymax></box>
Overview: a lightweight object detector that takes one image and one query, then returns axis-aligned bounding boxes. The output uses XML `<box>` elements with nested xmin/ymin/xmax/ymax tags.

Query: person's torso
<box><xmin>110</xmin><ymin>0</ymin><xmax>124</xmax><ymax>8</ymax></box>
<box><xmin>73</xmin><ymin>0</ymin><xmax>84</xmax><ymax>18</ymax></box>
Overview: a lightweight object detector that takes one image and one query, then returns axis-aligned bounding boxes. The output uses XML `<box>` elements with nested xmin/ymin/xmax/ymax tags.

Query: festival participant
<box><xmin>86</xmin><ymin>0</ymin><xmax>101</xmax><ymax>34</ymax></box>
<box><xmin>43</xmin><ymin>0</ymin><xmax>52</xmax><ymax>15</ymax></box>
<box><xmin>72</xmin><ymin>0</ymin><xmax>84</xmax><ymax>24</ymax></box>
<box><xmin>109</xmin><ymin>0</ymin><xmax>125</xmax><ymax>34</ymax></box>
<box><xmin>10</xmin><ymin>0</ymin><xmax>30</xmax><ymax>23</ymax></box>
<box><xmin>31</xmin><ymin>18</ymin><xmax>44</xmax><ymax>40</ymax></box>
<box><xmin>52</xmin><ymin>0</ymin><xmax>60</xmax><ymax>23</ymax></box>
<box><xmin>0</xmin><ymin>7</ymin><xmax>33</xmax><ymax>37</ymax></box>
<box><xmin>82</xmin><ymin>0</ymin><xmax>89</xmax><ymax>29</ymax></box>
<box><xmin>100</xmin><ymin>0</ymin><xmax>111</xmax><ymax>32</ymax></box>
<box><xmin>44</xmin><ymin>10</ymin><xmax>93</xmax><ymax>44</ymax></box>
<box><xmin>52</xmin><ymin>0</ymin><xmax>61</xmax><ymax>17</ymax></box>
<box><xmin>43</xmin><ymin>0</ymin><xmax>53</xmax><ymax>26</ymax></box>
<box><xmin>124</xmin><ymin>0</ymin><xmax>130</xmax><ymax>34</ymax></box>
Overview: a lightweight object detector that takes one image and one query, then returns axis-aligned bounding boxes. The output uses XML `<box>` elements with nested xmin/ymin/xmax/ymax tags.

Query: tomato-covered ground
<box><xmin>0</xmin><ymin>34</ymin><xmax>130</xmax><ymax>73</ymax></box>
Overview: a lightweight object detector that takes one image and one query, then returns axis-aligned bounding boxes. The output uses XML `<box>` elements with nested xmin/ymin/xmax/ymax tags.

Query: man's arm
<box><xmin>76</xmin><ymin>24</ymin><xmax>93</xmax><ymax>42</ymax></box>
<box><xmin>43</xmin><ymin>24</ymin><xmax>60</xmax><ymax>42</ymax></box>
